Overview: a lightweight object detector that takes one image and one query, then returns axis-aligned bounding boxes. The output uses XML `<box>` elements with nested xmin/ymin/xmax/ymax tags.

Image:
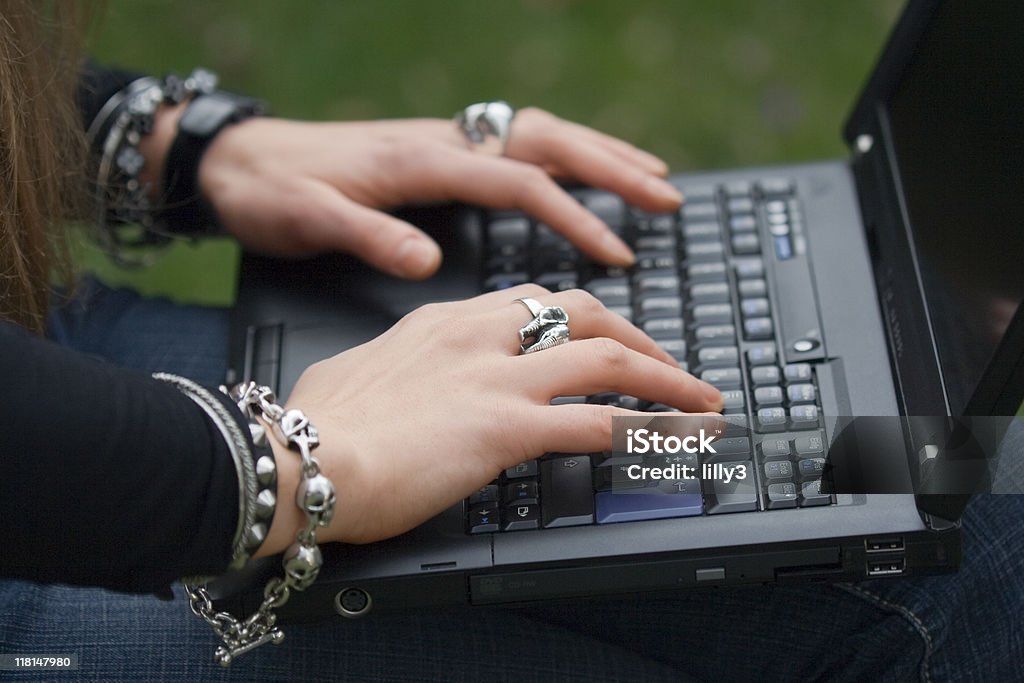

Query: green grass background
<box><xmin>82</xmin><ymin>0</ymin><xmax>904</xmax><ymax>305</ymax></box>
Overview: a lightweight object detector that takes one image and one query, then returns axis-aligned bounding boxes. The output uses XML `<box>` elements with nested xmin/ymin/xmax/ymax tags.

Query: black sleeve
<box><xmin>77</xmin><ymin>58</ymin><xmax>145</xmax><ymax>130</ymax></box>
<box><xmin>0</xmin><ymin>320</ymin><xmax>240</xmax><ymax>595</ymax></box>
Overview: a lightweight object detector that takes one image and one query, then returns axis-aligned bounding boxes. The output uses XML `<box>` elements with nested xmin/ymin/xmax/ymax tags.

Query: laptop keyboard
<box><xmin>467</xmin><ymin>177</ymin><xmax>834</xmax><ymax>533</ymax></box>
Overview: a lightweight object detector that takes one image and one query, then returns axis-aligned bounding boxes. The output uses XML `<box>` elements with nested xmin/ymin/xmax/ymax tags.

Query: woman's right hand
<box><xmin>256</xmin><ymin>284</ymin><xmax>723</xmax><ymax>554</ymax></box>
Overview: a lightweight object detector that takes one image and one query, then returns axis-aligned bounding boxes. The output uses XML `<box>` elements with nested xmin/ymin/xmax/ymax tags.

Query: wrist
<box><xmin>137</xmin><ymin>101</ymin><xmax>187</xmax><ymax>201</ymax></box>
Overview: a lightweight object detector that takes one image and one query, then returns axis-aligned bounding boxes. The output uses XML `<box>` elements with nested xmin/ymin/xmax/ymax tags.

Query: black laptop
<box><xmin>215</xmin><ymin>0</ymin><xmax>1024</xmax><ymax>620</ymax></box>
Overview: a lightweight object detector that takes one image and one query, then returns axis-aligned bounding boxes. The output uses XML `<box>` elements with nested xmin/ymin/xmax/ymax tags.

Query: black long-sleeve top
<box><xmin>0</xmin><ymin>320</ymin><xmax>241</xmax><ymax>594</ymax></box>
<box><xmin>0</xmin><ymin>62</ymin><xmax>243</xmax><ymax>595</ymax></box>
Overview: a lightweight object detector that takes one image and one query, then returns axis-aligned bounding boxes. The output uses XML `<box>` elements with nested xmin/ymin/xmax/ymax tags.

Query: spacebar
<box><xmin>541</xmin><ymin>456</ymin><xmax>595</xmax><ymax>528</ymax></box>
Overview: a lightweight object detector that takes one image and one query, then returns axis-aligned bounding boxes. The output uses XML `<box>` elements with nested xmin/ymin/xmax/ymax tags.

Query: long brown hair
<box><xmin>0</xmin><ymin>1</ymin><xmax>87</xmax><ymax>334</ymax></box>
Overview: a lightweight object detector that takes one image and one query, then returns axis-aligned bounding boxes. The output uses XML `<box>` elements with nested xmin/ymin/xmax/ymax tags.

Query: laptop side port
<box><xmin>865</xmin><ymin>536</ymin><xmax>905</xmax><ymax>554</ymax></box>
<box><xmin>866</xmin><ymin>558</ymin><xmax>906</xmax><ymax>577</ymax></box>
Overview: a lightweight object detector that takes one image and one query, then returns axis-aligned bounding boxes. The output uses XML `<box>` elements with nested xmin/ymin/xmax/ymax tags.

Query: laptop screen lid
<box><xmin>843</xmin><ymin>0</ymin><xmax>1024</xmax><ymax>420</ymax></box>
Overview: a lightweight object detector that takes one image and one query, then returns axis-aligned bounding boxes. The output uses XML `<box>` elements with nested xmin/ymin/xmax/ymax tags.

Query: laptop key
<box><xmin>468</xmin><ymin>504</ymin><xmax>501</xmax><ymax>534</ymax></box>
<box><xmin>763</xmin><ymin>460</ymin><xmax>793</xmax><ymax>481</ymax></box>
<box><xmin>731</xmin><ymin>234</ymin><xmax>761</xmax><ymax>255</ymax></box>
<box><xmin>754</xmin><ymin>386</ymin><xmax>784</xmax><ymax>407</ymax></box>
<box><xmin>741</xmin><ymin>298</ymin><xmax>771</xmax><ymax>318</ymax></box>
<box><xmin>789</xmin><ymin>405</ymin><xmax>819</xmax><ymax>429</ymax></box>
<box><xmin>693</xmin><ymin>303</ymin><xmax>733</xmax><ymax>325</ymax></box>
<box><xmin>678</xmin><ymin>184</ymin><xmax>716</xmax><ymax>203</ymax></box>
<box><xmin>635</xmin><ymin>235</ymin><xmax>675</xmax><ymax>252</ymax></box>
<box><xmin>750</xmin><ymin>365</ymin><xmax>781</xmax><ymax>386</ymax></box>
<box><xmin>593</xmin><ymin>464</ymin><xmax>646</xmax><ymax>492</ymax></box>
<box><xmin>595</xmin><ymin>479</ymin><xmax>703</xmax><ymax>524</ymax></box>
<box><xmin>704</xmin><ymin>436</ymin><xmax>752</xmax><ymax>460</ymax></box>
<box><xmin>700</xmin><ymin>367</ymin><xmax>742</xmax><ymax>389</ymax></box>
<box><xmin>738</xmin><ymin>278</ymin><xmax>767</xmax><ymax>298</ymax></box>
<box><xmin>720</xmin><ymin>389</ymin><xmax>745</xmax><ymax>412</ymax></box>
<box><xmin>469</xmin><ymin>484</ymin><xmax>499</xmax><ymax>505</ymax></box>
<box><xmin>686</xmin><ymin>261</ymin><xmax>728</xmax><ymax>283</ymax></box>
<box><xmin>689</xmin><ymin>282</ymin><xmax>731</xmax><ymax>304</ymax></box>
<box><xmin>743</xmin><ymin>317</ymin><xmax>774</xmax><ymax>340</ymax></box>
<box><xmin>541</xmin><ymin>456</ymin><xmax>596</xmax><ymax>527</ymax></box>
<box><xmin>686</xmin><ymin>242</ymin><xmax>725</xmax><ymax>262</ymax></box>
<box><xmin>503</xmin><ymin>502</ymin><xmax>541</xmax><ymax>531</ymax></box>
<box><xmin>799</xmin><ymin>479</ymin><xmax>832</xmax><ymax>507</ymax></box>
<box><xmin>638</xmin><ymin>296</ymin><xmax>683</xmax><ymax>318</ymax></box>
<box><xmin>797</xmin><ymin>458</ymin><xmax>826</xmax><ymax>481</ymax></box>
<box><xmin>746</xmin><ymin>343</ymin><xmax>777</xmax><ymax>366</ymax></box>
<box><xmin>784</xmin><ymin>363</ymin><xmax>813</xmax><ymax>383</ymax></box>
<box><xmin>489</xmin><ymin>217</ymin><xmax>530</xmax><ymax>251</ymax></box>
<box><xmin>636</xmin><ymin>251</ymin><xmax>678</xmax><ymax>271</ymax></box>
<box><xmin>705</xmin><ymin>460</ymin><xmax>758</xmax><ymax>514</ymax></box>
<box><xmin>643</xmin><ymin>317</ymin><xmax>684</xmax><ymax>338</ymax></box>
<box><xmin>794</xmin><ymin>433</ymin><xmax>825</xmax><ymax>458</ymax></box>
<box><xmin>586</xmin><ymin>280</ymin><xmax>630</xmax><ymax>299</ymax></box>
<box><xmin>727</xmin><ymin>197</ymin><xmax>755</xmax><ymax>214</ymax></box>
<box><xmin>729</xmin><ymin>215</ymin><xmax>757</xmax><ymax>233</ymax></box>
<box><xmin>636</xmin><ymin>274</ymin><xmax>680</xmax><ymax>295</ymax></box>
<box><xmin>505</xmin><ymin>460</ymin><xmax>539</xmax><ymax>479</ymax></box>
<box><xmin>756</xmin><ymin>407</ymin><xmax>787</xmax><ymax>432</ymax></box>
<box><xmin>697</xmin><ymin>346</ymin><xmax>739</xmax><ymax>369</ymax></box>
<box><xmin>787</xmin><ymin>383</ymin><xmax>817</xmax><ymax>404</ymax></box>
<box><xmin>504</xmin><ymin>481</ymin><xmax>539</xmax><ymax>505</ymax></box>
<box><xmin>683</xmin><ymin>222</ymin><xmax>721</xmax><ymax>242</ymax></box>
<box><xmin>766</xmin><ymin>482</ymin><xmax>798</xmax><ymax>509</ymax></box>
<box><xmin>759</xmin><ymin>438</ymin><xmax>792</xmax><ymax>460</ymax></box>
<box><xmin>734</xmin><ymin>257</ymin><xmax>765</xmax><ymax>279</ymax></box>
<box><xmin>682</xmin><ymin>203</ymin><xmax>719</xmax><ymax>221</ymax></box>
<box><xmin>694</xmin><ymin>324</ymin><xmax>736</xmax><ymax>345</ymax></box>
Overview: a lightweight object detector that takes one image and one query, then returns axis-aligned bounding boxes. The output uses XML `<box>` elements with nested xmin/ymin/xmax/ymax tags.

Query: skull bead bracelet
<box><xmin>155</xmin><ymin>375</ymin><xmax>335</xmax><ymax>666</ymax></box>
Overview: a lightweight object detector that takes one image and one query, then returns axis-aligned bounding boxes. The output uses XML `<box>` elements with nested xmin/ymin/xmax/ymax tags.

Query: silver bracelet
<box><xmin>153</xmin><ymin>372</ymin><xmax>262</xmax><ymax>568</ymax></box>
<box><xmin>183</xmin><ymin>381</ymin><xmax>335</xmax><ymax>666</ymax></box>
<box><xmin>86</xmin><ymin>69</ymin><xmax>218</xmax><ymax>267</ymax></box>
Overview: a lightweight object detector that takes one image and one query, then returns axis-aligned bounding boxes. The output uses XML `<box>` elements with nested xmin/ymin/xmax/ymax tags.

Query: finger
<box><xmin>561</xmin><ymin>119</ymin><xmax>670</xmax><ymax>178</ymax></box>
<box><xmin>296</xmin><ymin>180</ymin><xmax>442</xmax><ymax>279</ymax></box>
<box><xmin>535</xmin><ymin>132</ymin><xmax>682</xmax><ymax>213</ymax></box>
<box><xmin>485</xmin><ymin>288</ymin><xmax>679</xmax><ymax>367</ymax></box>
<box><xmin>409</xmin><ymin>148</ymin><xmax>635</xmax><ymax>266</ymax></box>
<box><xmin>516</xmin><ymin>337</ymin><xmax>722</xmax><ymax>412</ymax></box>
<box><xmin>524</xmin><ymin>404</ymin><xmax>721</xmax><ymax>455</ymax></box>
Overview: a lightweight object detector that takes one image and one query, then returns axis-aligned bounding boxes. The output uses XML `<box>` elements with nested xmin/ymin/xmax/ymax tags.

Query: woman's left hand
<box><xmin>187</xmin><ymin>108</ymin><xmax>682</xmax><ymax>278</ymax></box>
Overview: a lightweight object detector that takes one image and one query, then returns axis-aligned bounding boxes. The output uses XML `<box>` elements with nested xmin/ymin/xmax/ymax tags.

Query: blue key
<box><xmin>596</xmin><ymin>479</ymin><xmax>703</xmax><ymax>524</ymax></box>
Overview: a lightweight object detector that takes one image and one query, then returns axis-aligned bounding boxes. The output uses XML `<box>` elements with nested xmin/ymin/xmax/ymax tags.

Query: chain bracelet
<box><xmin>184</xmin><ymin>382</ymin><xmax>335</xmax><ymax>667</ymax></box>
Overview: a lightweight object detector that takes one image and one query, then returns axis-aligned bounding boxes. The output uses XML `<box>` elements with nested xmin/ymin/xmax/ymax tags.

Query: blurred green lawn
<box><xmin>83</xmin><ymin>0</ymin><xmax>903</xmax><ymax>306</ymax></box>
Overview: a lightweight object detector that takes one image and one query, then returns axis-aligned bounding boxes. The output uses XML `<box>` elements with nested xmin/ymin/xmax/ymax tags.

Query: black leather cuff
<box><xmin>160</xmin><ymin>91</ymin><xmax>266</xmax><ymax>235</ymax></box>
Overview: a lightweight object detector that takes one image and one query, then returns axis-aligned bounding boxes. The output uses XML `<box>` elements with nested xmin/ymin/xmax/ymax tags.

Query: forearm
<box><xmin>0</xmin><ymin>321</ymin><xmax>239</xmax><ymax>594</ymax></box>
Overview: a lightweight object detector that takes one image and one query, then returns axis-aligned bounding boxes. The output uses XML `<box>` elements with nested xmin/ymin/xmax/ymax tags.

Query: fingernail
<box><xmin>646</xmin><ymin>176</ymin><xmax>684</xmax><ymax>206</ymax></box>
<box><xmin>699</xmin><ymin>380</ymin><xmax>723</xmax><ymax>407</ymax></box>
<box><xmin>396</xmin><ymin>238</ymin><xmax>441</xmax><ymax>278</ymax></box>
<box><xmin>602</xmin><ymin>231</ymin><xmax>635</xmax><ymax>265</ymax></box>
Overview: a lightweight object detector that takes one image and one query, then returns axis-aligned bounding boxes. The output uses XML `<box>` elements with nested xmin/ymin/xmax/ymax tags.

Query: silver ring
<box><xmin>516</xmin><ymin>297</ymin><xmax>544</xmax><ymax>318</ymax></box>
<box><xmin>516</xmin><ymin>298</ymin><xmax>571</xmax><ymax>354</ymax></box>
<box><xmin>455</xmin><ymin>101</ymin><xmax>516</xmax><ymax>155</ymax></box>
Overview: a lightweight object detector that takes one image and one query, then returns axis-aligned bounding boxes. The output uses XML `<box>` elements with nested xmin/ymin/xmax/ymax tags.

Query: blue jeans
<box><xmin>1</xmin><ymin>278</ymin><xmax>1022</xmax><ymax>682</ymax></box>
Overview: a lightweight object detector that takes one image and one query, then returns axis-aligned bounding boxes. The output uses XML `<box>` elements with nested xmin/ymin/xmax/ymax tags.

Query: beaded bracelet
<box><xmin>178</xmin><ymin>380</ymin><xmax>335</xmax><ymax>666</ymax></box>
